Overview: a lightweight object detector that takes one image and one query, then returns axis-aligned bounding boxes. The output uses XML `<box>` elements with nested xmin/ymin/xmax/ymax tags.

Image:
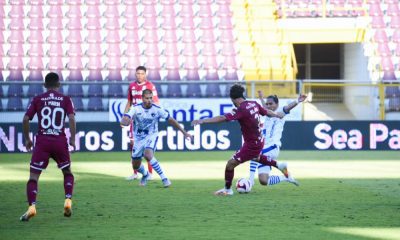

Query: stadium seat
<box><xmin>374</xmin><ymin>29</ymin><xmax>388</xmax><ymax>43</ymax></box>
<box><xmin>87</xmin><ymin>97</ymin><xmax>104</xmax><ymax>111</ymax></box>
<box><xmin>147</xmin><ymin>69</ymin><xmax>162</xmax><ymax>81</ymax></box>
<box><xmin>87</xmin><ymin>69</ymin><xmax>103</xmax><ymax>82</ymax></box>
<box><xmin>107</xmin><ymin>84</ymin><xmax>124</xmax><ymax>97</ymax></box>
<box><xmin>0</xmin><ymin>98</ymin><xmax>3</xmax><ymax>111</ymax></box>
<box><xmin>67</xmin><ymin>69</ymin><xmax>85</xmax><ymax>82</ymax></box>
<box><xmin>371</xmin><ymin>16</ymin><xmax>385</xmax><ymax>28</ymax></box>
<box><xmin>205</xmin><ymin>83</ymin><xmax>222</xmax><ymax>97</ymax></box>
<box><xmin>106</xmin><ymin>70</ymin><xmax>123</xmax><ymax>82</ymax></box>
<box><xmin>71</xmin><ymin>97</ymin><xmax>84</xmax><ymax>111</ymax></box>
<box><xmin>377</xmin><ymin>43</ymin><xmax>391</xmax><ymax>57</ymax></box>
<box><xmin>88</xmin><ymin>84</ymin><xmax>104</xmax><ymax>97</ymax></box>
<box><xmin>0</xmin><ymin>85</ymin><xmax>3</xmax><ymax>97</ymax></box>
<box><xmin>185</xmin><ymin>69</ymin><xmax>200</xmax><ymax>80</ymax></box>
<box><xmin>390</xmin><ymin>16</ymin><xmax>400</xmax><ymax>28</ymax></box>
<box><xmin>388</xmin><ymin>97</ymin><xmax>400</xmax><ymax>111</ymax></box>
<box><xmin>27</xmin><ymin>84</ymin><xmax>44</xmax><ymax>97</ymax></box>
<box><xmin>68</xmin><ymin>84</ymin><xmax>84</xmax><ymax>97</ymax></box>
<box><xmin>7</xmin><ymin>84</ymin><xmax>24</xmax><ymax>97</ymax></box>
<box><xmin>155</xmin><ymin>83</ymin><xmax>164</xmax><ymax>98</ymax></box>
<box><xmin>27</xmin><ymin>70</ymin><xmax>44</xmax><ymax>82</ymax></box>
<box><xmin>385</xmin><ymin>86</ymin><xmax>400</xmax><ymax>97</ymax></box>
<box><xmin>7</xmin><ymin>97</ymin><xmax>23</xmax><ymax>111</ymax></box>
<box><xmin>386</xmin><ymin>2</ymin><xmax>400</xmax><ymax>16</ymax></box>
<box><xmin>186</xmin><ymin>83</ymin><xmax>202</xmax><ymax>98</ymax></box>
<box><xmin>165</xmin><ymin>83</ymin><xmax>182</xmax><ymax>97</ymax></box>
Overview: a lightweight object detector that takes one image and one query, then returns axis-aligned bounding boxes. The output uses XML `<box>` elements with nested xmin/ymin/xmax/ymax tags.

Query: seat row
<box><xmin>0</xmin><ymin>81</ymin><xmax>233</xmax><ymax>98</ymax></box>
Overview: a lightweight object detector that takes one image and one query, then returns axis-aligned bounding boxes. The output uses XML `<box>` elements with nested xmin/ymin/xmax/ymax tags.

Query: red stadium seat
<box><xmin>386</xmin><ymin>3</ymin><xmax>400</xmax><ymax>17</ymax></box>
<box><xmin>28</xmin><ymin>6</ymin><xmax>44</xmax><ymax>18</ymax></box>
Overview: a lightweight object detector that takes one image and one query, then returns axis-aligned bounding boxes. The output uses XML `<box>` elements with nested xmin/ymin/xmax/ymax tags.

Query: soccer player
<box><xmin>124</xmin><ymin>66</ymin><xmax>160</xmax><ymax>181</ymax></box>
<box><xmin>248</xmin><ymin>91</ymin><xmax>307</xmax><ymax>187</ymax></box>
<box><xmin>120</xmin><ymin>89</ymin><xmax>192</xmax><ymax>187</ymax></box>
<box><xmin>191</xmin><ymin>84</ymin><xmax>289</xmax><ymax>196</ymax></box>
<box><xmin>20</xmin><ymin>72</ymin><xmax>76</xmax><ymax>221</ymax></box>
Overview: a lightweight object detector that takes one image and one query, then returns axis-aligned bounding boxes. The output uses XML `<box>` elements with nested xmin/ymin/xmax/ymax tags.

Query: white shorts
<box><xmin>258</xmin><ymin>145</ymin><xmax>280</xmax><ymax>175</ymax></box>
<box><xmin>131</xmin><ymin>134</ymin><xmax>158</xmax><ymax>160</ymax></box>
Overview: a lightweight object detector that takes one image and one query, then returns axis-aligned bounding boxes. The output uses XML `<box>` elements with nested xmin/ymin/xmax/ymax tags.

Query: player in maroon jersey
<box><xmin>124</xmin><ymin>66</ymin><xmax>160</xmax><ymax>180</ymax></box>
<box><xmin>20</xmin><ymin>72</ymin><xmax>76</xmax><ymax>221</ymax></box>
<box><xmin>191</xmin><ymin>84</ymin><xmax>290</xmax><ymax>196</ymax></box>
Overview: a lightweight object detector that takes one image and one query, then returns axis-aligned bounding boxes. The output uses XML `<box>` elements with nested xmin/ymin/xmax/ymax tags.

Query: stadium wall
<box><xmin>1</xmin><ymin>121</ymin><xmax>399</xmax><ymax>153</ymax></box>
<box><xmin>343</xmin><ymin>44</ymin><xmax>377</xmax><ymax>120</ymax></box>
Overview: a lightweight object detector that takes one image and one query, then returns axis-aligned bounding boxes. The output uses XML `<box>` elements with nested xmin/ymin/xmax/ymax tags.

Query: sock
<box><xmin>147</xmin><ymin>161</ymin><xmax>153</xmax><ymax>174</ymax></box>
<box><xmin>64</xmin><ymin>173</ymin><xmax>74</xmax><ymax>199</ymax></box>
<box><xmin>136</xmin><ymin>164</ymin><xmax>148</xmax><ymax>177</ymax></box>
<box><xmin>27</xmin><ymin>179</ymin><xmax>38</xmax><ymax>205</ymax></box>
<box><xmin>267</xmin><ymin>175</ymin><xmax>287</xmax><ymax>186</ymax></box>
<box><xmin>258</xmin><ymin>155</ymin><xmax>277</xmax><ymax>167</ymax></box>
<box><xmin>133</xmin><ymin>169</ymin><xmax>138</xmax><ymax>174</ymax></box>
<box><xmin>149</xmin><ymin>158</ymin><xmax>166</xmax><ymax>180</ymax></box>
<box><xmin>224</xmin><ymin>168</ymin><xmax>234</xmax><ymax>189</ymax></box>
<box><xmin>249</xmin><ymin>161</ymin><xmax>259</xmax><ymax>184</ymax></box>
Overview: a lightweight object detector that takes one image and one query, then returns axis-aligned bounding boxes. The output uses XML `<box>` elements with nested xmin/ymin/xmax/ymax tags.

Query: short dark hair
<box><xmin>229</xmin><ymin>84</ymin><xmax>245</xmax><ymax>99</ymax></box>
<box><xmin>44</xmin><ymin>72</ymin><xmax>60</xmax><ymax>88</ymax></box>
<box><xmin>142</xmin><ymin>89</ymin><xmax>153</xmax><ymax>96</ymax></box>
<box><xmin>136</xmin><ymin>66</ymin><xmax>147</xmax><ymax>72</ymax></box>
<box><xmin>267</xmin><ymin>95</ymin><xmax>279</xmax><ymax>104</ymax></box>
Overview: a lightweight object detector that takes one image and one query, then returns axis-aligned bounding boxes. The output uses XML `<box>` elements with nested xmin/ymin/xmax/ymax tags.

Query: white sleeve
<box><xmin>158</xmin><ymin>107</ymin><xmax>170</xmax><ymax>120</ymax></box>
<box><xmin>125</xmin><ymin>106</ymin><xmax>137</xmax><ymax>118</ymax></box>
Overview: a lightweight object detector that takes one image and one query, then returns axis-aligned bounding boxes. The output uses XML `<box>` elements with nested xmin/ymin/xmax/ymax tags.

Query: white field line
<box><xmin>328</xmin><ymin>227</ymin><xmax>400</xmax><ymax>240</ymax></box>
<box><xmin>1</xmin><ymin>160</ymin><xmax>400</xmax><ymax>181</ymax></box>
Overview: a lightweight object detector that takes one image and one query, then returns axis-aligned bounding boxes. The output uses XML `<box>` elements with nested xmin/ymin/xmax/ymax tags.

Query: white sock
<box><xmin>149</xmin><ymin>157</ymin><xmax>167</xmax><ymax>180</ymax></box>
<box><xmin>136</xmin><ymin>164</ymin><xmax>148</xmax><ymax>177</ymax></box>
<box><xmin>249</xmin><ymin>161</ymin><xmax>259</xmax><ymax>184</ymax></box>
<box><xmin>267</xmin><ymin>175</ymin><xmax>287</xmax><ymax>186</ymax></box>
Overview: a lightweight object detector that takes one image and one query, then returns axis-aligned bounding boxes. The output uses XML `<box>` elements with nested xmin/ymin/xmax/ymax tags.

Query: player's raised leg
<box><xmin>257</xmin><ymin>155</ymin><xmax>292</xmax><ymax>178</ymax></box>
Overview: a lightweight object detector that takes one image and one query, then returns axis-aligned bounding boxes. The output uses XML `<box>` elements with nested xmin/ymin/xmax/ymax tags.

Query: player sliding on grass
<box><xmin>20</xmin><ymin>72</ymin><xmax>76</xmax><ymax>221</ymax></box>
<box><xmin>191</xmin><ymin>84</ymin><xmax>291</xmax><ymax>196</ymax></box>
<box><xmin>120</xmin><ymin>89</ymin><xmax>193</xmax><ymax>187</ymax></box>
<box><xmin>248</xmin><ymin>91</ymin><xmax>306</xmax><ymax>188</ymax></box>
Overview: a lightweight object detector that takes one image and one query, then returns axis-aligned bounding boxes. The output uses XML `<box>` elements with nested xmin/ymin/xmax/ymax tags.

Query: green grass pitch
<box><xmin>0</xmin><ymin>151</ymin><xmax>399</xmax><ymax>240</ymax></box>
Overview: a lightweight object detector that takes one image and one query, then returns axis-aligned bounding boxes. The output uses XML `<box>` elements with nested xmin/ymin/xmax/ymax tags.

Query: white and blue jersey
<box><xmin>125</xmin><ymin>103</ymin><xmax>170</xmax><ymax>140</ymax></box>
<box><xmin>124</xmin><ymin>103</ymin><xmax>170</xmax><ymax>159</ymax></box>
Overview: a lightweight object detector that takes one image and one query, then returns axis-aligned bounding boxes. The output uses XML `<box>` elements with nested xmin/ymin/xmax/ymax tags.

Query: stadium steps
<box><xmin>232</xmin><ymin>0</ymin><xmax>297</xmax><ymax>97</ymax></box>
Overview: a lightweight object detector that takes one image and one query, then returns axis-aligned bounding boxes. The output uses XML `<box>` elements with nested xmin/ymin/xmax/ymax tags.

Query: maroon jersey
<box><xmin>127</xmin><ymin>81</ymin><xmax>160</xmax><ymax>105</ymax></box>
<box><xmin>224</xmin><ymin>101</ymin><xmax>268</xmax><ymax>145</ymax></box>
<box><xmin>25</xmin><ymin>90</ymin><xmax>75</xmax><ymax>137</ymax></box>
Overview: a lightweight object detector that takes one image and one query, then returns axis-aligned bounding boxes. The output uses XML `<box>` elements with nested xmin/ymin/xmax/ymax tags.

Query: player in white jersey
<box><xmin>120</xmin><ymin>89</ymin><xmax>193</xmax><ymax>187</ymax></box>
<box><xmin>248</xmin><ymin>91</ymin><xmax>307</xmax><ymax>188</ymax></box>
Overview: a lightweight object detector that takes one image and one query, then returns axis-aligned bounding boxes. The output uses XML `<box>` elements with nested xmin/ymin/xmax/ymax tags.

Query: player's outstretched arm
<box><xmin>283</xmin><ymin>94</ymin><xmax>307</xmax><ymax>113</ymax></box>
<box><xmin>168</xmin><ymin>117</ymin><xmax>193</xmax><ymax>140</ymax></box>
<box><xmin>22</xmin><ymin>115</ymin><xmax>33</xmax><ymax>151</ymax></box>
<box><xmin>123</xmin><ymin>99</ymin><xmax>132</xmax><ymax>113</ymax></box>
<box><xmin>68</xmin><ymin>114</ymin><xmax>76</xmax><ymax>150</ymax></box>
<box><xmin>191</xmin><ymin>115</ymin><xmax>227</xmax><ymax>126</ymax></box>
<box><xmin>257</xmin><ymin>90</ymin><xmax>267</xmax><ymax>108</ymax></box>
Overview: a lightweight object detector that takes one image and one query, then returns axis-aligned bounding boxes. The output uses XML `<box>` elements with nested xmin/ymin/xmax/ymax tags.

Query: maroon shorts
<box><xmin>30</xmin><ymin>135</ymin><xmax>71</xmax><ymax>173</ymax></box>
<box><xmin>232</xmin><ymin>142</ymin><xmax>263</xmax><ymax>163</ymax></box>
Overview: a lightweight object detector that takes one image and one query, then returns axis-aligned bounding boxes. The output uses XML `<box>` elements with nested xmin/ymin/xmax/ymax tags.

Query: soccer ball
<box><xmin>236</xmin><ymin>178</ymin><xmax>251</xmax><ymax>193</ymax></box>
